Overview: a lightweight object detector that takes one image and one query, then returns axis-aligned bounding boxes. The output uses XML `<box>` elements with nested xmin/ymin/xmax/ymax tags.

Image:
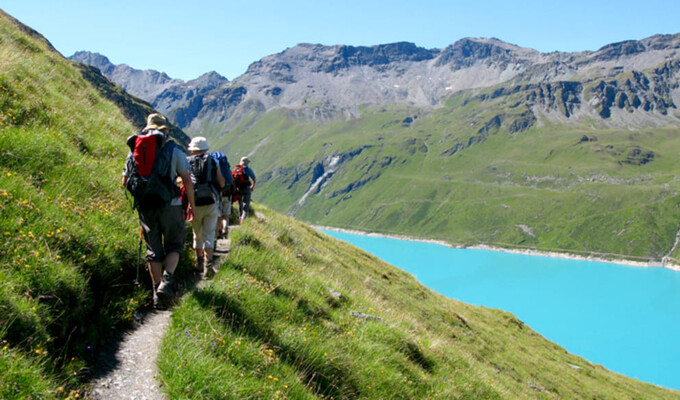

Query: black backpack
<box><xmin>124</xmin><ymin>132</ymin><xmax>179</xmax><ymax>210</ymax></box>
<box><xmin>188</xmin><ymin>153</ymin><xmax>219</xmax><ymax>206</ymax></box>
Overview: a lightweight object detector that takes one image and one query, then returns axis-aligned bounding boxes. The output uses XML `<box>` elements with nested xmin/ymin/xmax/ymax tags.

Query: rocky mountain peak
<box><xmin>590</xmin><ymin>34</ymin><xmax>680</xmax><ymax>62</ymax></box>
<box><xmin>188</xmin><ymin>71</ymin><xmax>229</xmax><ymax>87</ymax></box>
<box><xmin>246</xmin><ymin>42</ymin><xmax>439</xmax><ymax>75</ymax></box>
<box><xmin>69</xmin><ymin>51</ymin><xmax>115</xmax><ymax>74</ymax></box>
<box><xmin>435</xmin><ymin>37</ymin><xmax>539</xmax><ymax>68</ymax></box>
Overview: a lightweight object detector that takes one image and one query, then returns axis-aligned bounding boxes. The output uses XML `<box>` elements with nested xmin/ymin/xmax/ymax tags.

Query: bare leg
<box><xmin>148</xmin><ymin>261</ymin><xmax>162</xmax><ymax>286</ymax></box>
<box><xmin>164</xmin><ymin>252</ymin><xmax>180</xmax><ymax>274</ymax></box>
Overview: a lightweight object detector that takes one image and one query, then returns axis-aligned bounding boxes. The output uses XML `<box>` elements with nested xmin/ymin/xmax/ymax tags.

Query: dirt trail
<box><xmin>88</xmin><ymin>236</ymin><xmax>232</xmax><ymax>399</ymax></box>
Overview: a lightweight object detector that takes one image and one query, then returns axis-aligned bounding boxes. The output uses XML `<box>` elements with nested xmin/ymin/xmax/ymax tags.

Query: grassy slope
<box><xmin>211</xmin><ymin>89</ymin><xmax>680</xmax><ymax>262</ymax></box>
<box><xmin>159</xmin><ymin>205</ymin><xmax>679</xmax><ymax>399</ymax></box>
<box><xmin>0</xmin><ymin>10</ymin><xmax>195</xmax><ymax>398</ymax></box>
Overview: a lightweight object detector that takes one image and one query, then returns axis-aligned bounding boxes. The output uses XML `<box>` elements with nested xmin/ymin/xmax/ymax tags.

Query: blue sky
<box><xmin>3</xmin><ymin>1</ymin><xmax>679</xmax><ymax>81</ymax></box>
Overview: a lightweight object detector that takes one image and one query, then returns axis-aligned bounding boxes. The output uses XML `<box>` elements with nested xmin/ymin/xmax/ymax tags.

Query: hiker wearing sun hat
<box><xmin>122</xmin><ymin>113</ymin><xmax>196</xmax><ymax>309</ymax></box>
<box><xmin>232</xmin><ymin>156</ymin><xmax>256</xmax><ymax>223</ymax></box>
<box><xmin>187</xmin><ymin>136</ymin><xmax>225</xmax><ymax>278</ymax></box>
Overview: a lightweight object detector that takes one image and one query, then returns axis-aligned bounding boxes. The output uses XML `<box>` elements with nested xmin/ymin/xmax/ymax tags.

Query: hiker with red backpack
<box><xmin>233</xmin><ymin>156</ymin><xmax>256</xmax><ymax>223</ymax></box>
<box><xmin>187</xmin><ymin>137</ymin><xmax>225</xmax><ymax>278</ymax></box>
<box><xmin>122</xmin><ymin>113</ymin><xmax>195</xmax><ymax>309</ymax></box>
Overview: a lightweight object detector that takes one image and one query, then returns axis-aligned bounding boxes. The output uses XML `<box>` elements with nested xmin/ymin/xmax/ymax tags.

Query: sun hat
<box><xmin>240</xmin><ymin>156</ymin><xmax>250</xmax><ymax>165</ymax></box>
<box><xmin>143</xmin><ymin>113</ymin><xmax>169</xmax><ymax>132</ymax></box>
<box><xmin>188</xmin><ymin>136</ymin><xmax>210</xmax><ymax>151</ymax></box>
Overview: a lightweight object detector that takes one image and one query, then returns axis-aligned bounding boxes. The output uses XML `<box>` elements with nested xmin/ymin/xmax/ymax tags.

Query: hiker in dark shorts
<box><xmin>233</xmin><ymin>156</ymin><xmax>256</xmax><ymax>223</ymax></box>
<box><xmin>122</xmin><ymin>113</ymin><xmax>195</xmax><ymax>309</ymax></box>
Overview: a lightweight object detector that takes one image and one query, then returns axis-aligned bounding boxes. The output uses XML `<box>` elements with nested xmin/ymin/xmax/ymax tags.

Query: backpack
<box><xmin>188</xmin><ymin>153</ymin><xmax>218</xmax><ymax>206</ymax></box>
<box><xmin>124</xmin><ymin>132</ymin><xmax>178</xmax><ymax>210</ymax></box>
<box><xmin>211</xmin><ymin>151</ymin><xmax>234</xmax><ymax>192</ymax></box>
<box><xmin>232</xmin><ymin>164</ymin><xmax>250</xmax><ymax>188</ymax></box>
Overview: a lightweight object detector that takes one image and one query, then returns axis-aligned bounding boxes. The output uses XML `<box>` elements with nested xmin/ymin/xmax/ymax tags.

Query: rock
<box><xmin>327</xmin><ymin>287</ymin><xmax>348</xmax><ymax>302</ymax></box>
<box><xmin>350</xmin><ymin>311</ymin><xmax>382</xmax><ymax>321</ymax></box>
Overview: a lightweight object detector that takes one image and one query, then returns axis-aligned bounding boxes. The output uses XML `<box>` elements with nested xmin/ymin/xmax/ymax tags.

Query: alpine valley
<box><xmin>72</xmin><ymin>35</ymin><xmax>680</xmax><ymax>263</ymax></box>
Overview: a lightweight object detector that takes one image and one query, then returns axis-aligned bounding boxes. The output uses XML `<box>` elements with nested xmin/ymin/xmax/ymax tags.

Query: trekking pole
<box><xmin>135</xmin><ymin>227</ymin><xmax>143</xmax><ymax>285</ymax></box>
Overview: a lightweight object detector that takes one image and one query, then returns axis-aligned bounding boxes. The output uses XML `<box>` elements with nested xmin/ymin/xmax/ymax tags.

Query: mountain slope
<box><xmin>0</xmin><ymin>9</ymin><xmax>192</xmax><ymax>398</ymax></box>
<box><xmin>157</xmin><ymin>205</ymin><xmax>680</xmax><ymax>399</ymax></box>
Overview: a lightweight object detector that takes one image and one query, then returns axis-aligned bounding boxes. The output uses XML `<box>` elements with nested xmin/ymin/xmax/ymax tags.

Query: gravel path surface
<box><xmin>89</xmin><ymin>310</ymin><xmax>171</xmax><ymax>400</ymax></box>
<box><xmin>88</xmin><ymin>236</ymin><xmax>232</xmax><ymax>399</ymax></box>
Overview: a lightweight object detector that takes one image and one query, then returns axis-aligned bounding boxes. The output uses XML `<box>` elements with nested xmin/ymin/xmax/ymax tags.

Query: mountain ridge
<box><xmin>70</xmin><ymin>33</ymin><xmax>680</xmax><ymax>129</ymax></box>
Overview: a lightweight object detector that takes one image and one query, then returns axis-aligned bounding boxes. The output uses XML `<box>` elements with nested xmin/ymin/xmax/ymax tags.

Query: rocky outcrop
<box><xmin>313</xmin><ymin>42</ymin><xmax>439</xmax><ymax>73</ymax></box>
<box><xmin>435</xmin><ymin>38</ymin><xmax>537</xmax><ymax>70</ymax></box>
<box><xmin>152</xmin><ymin>71</ymin><xmax>229</xmax><ymax>114</ymax></box>
<box><xmin>588</xmin><ymin>64</ymin><xmax>678</xmax><ymax>118</ymax></box>
<box><xmin>167</xmin><ymin>86</ymin><xmax>246</xmax><ymax>129</ymax></box>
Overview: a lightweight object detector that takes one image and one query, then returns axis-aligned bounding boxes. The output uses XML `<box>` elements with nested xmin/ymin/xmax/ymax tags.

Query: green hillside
<box><xmin>210</xmin><ymin>89</ymin><xmax>680</xmax><ymax>263</ymax></box>
<box><xmin>158</xmin><ymin>205</ymin><xmax>679</xmax><ymax>399</ymax></box>
<box><xmin>0</xmin><ymin>10</ymin><xmax>193</xmax><ymax>398</ymax></box>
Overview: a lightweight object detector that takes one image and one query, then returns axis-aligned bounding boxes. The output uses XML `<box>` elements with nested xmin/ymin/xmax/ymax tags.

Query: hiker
<box><xmin>233</xmin><ymin>156</ymin><xmax>256</xmax><ymax>223</ymax></box>
<box><xmin>212</xmin><ymin>151</ymin><xmax>234</xmax><ymax>239</ymax></box>
<box><xmin>187</xmin><ymin>137</ymin><xmax>225</xmax><ymax>278</ymax></box>
<box><xmin>122</xmin><ymin>113</ymin><xmax>195</xmax><ymax>309</ymax></box>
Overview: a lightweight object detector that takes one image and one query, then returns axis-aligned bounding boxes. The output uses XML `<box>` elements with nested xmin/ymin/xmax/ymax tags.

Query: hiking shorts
<box><xmin>219</xmin><ymin>194</ymin><xmax>231</xmax><ymax>218</ymax></box>
<box><xmin>192</xmin><ymin>202</ymin><xmax>219</xmax><ymax>250</ymax></box>
<box><xmin>138</xmin><ymin>204</ymin><xmax>186</xmax><ymax>263</ymax></box>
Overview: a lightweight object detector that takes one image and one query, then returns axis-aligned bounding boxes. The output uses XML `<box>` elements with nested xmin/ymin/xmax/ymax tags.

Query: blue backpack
<box><xmin>211</xmin><ymin>151</ymin><xmax>234</xmax><ymax>191</ymax></box>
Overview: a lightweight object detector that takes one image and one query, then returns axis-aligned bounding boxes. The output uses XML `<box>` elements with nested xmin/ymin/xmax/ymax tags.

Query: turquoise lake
<box><xmin>321</xmin><ymin>229</ymin><xmax>680</xmax><ymax>390</ymax></box>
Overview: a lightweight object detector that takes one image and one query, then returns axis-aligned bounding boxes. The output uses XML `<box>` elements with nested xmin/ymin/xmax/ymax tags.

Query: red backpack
<box><xmin>132</xmin><ymin>134</ymin><xmax>161</xmax><ymax>176</ymax></box>
<box><xmin>232</xmin><ymin>164</ymin><xmax>250</xmax><ymax>187</ymax></box>
<box><xmin>124</xmin><ymin>132</ymin><xmax>178</xmax><ymax>210</ymax></box>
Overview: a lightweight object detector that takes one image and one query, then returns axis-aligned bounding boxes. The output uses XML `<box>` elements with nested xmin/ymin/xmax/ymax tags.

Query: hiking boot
<box><xmin>194</xmin><ymin>257</ymin><xmax>205</xmax><ymax>274</ymax></box>
<box><xmin>153</xmin><ymin>293</ymin><xmax>167</xmax><ymax>310</ymax></box>
<box><xmin>152</xmin><ymin>284</ymin><xmax>166</xmax><ymax>310</ymax></box>
<box><xmin>156</xmin><ymin>271</ymin><xmax>175</xmax><ymax>305</ymax></box>
<box><xmin>203</xmin><ymin>259</ymin><xmax>216</xmax><ymax>279</ymax></box>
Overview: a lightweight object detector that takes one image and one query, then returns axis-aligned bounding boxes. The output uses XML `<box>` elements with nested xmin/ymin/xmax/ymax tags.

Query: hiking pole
<box><xmin>135</xmin><ymin>227</ymin><xmax>143</xmax><ymax>285</ymax></box>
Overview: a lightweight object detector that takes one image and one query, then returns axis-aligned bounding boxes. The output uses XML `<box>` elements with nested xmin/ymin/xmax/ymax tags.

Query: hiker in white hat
<box><xmin>186</xmin><ymin>136</ymin><xmax>226</xmax><ymax>278</ymax></box>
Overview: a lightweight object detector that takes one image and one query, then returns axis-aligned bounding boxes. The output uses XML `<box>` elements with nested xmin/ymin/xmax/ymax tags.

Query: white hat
<box><xmin>240</xmin><ymin>156</ymin><xmax>250</xmax><ymax>165</ymax></box>
<box><xmin>188</xmin><ymin>136</ymin><xmax>210</xmax><ymax>151</ymax></box>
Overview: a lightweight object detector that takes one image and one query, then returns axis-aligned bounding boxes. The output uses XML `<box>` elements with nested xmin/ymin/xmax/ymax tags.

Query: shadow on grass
<box><xmin>192</xmin><ymin>287</ymin><xmax>361</xmax><ymax>399</ymax></box>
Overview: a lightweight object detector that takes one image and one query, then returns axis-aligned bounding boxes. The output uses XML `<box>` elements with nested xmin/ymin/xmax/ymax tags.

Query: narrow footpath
<box><xmin>88</xmin><ymin>235</ymin><xmax>232</xmax><ymax>400</ymax></box>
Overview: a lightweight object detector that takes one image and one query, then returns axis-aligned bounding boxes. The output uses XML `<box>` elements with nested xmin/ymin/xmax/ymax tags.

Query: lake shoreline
<box><xmin>315</xmin><ymin>225</ymin><xmax>680</xmax><ymax>272</ymax></box>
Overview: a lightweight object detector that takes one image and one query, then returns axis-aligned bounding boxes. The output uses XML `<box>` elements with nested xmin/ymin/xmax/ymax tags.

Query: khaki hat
<box><xmin>240</xmin><ymin>156</ymin><xmax>250</xmax><ymax>165</ymax></box>
<box><xmin>188</xmin><ymin>136</ymin><xmax>210</xmax><ymax>151</ymax></box>
<box><xmin>144</xmin><ymin>113</ymin><xmax>169</xmax><ymax>132</ymax></box>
